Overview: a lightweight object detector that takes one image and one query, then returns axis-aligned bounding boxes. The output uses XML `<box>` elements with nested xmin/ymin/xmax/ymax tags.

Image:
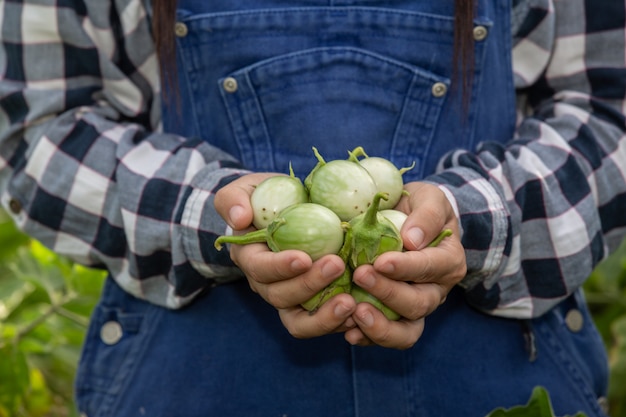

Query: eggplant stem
<box><xmin>214</xmin><ymin>229</ymin><xmax>267</xmax><ymax>250</ymax></box>
<box><xmin>428</xmin><ymin>229</ymin><xmax>453</xmax><ymax>247</ymax></box>
<box><xmin>347</xmin><ymin>146</ymin><xmax>368</xmax><ymax>162</ymax></box>
<box><xmin>398</xmin><ymin>161</ymin><xmax>416</xmax><ymax>175</ymax></box>
<box><xmin>363</xmin><ymin>192</ymin><xmax>389</xmax><ymax>226</ymax></box>
<box><xmin>311</xmin><ymin>147</ymin><xmax>326</xmax><ymax>165</ymax></box>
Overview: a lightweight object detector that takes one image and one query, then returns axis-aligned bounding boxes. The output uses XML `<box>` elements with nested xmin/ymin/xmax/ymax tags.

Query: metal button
<box><xmin>8</xmin><ymin>198</ymin><xmax>22</xmax><ymax>214</ymax></box>
<box><xmin>100</xmin><ymin>321</ymin><xmax>123</xmax><ymax>345</ymax></box>
<box><xmin>473</xmin><ymin>25</ymin><xmax>488</xmax><ymax>41</ymax></box>
<box><xmin>565</xmin><ymin>309</ymin><xmax>584</xmax><ymax>332</ymax></box>
<box><xmin>431</xmin><ymin>82</ymin><xmax>448</xmax><ymax>98</ymax></box>
<box><xmin>174</xmin><ymin>22</ymin><xmax>188</xmax><ymax>37</ymax></box>
<box><xmin>223</xmin><ymin>77</ymin><xmax>238</xmax><ymax>93</ymax></box>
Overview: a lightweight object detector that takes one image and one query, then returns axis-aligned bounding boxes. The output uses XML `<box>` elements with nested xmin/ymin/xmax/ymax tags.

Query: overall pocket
<box><xmin>218</xmin><ymin>46</ymin><xmax>449</xmax><ymax>175</ymax></box>
<box><xmin>532</xmin><ymin>290</ymin><xmax>610</xmax><ymax>416</ymax></box>
<box><xmin>74</xmin><ymin>279</ymin><xmax>163</xmax><ymax>417</ymax></box>
<box><xmin>175</xmin><ymin>7</ymin><xmax>491</xmax><ymax>178</ymax></box>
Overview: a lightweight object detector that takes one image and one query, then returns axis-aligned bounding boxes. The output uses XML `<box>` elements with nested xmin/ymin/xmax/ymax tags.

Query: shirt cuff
<box><xmin>425</xmin><ymin>166</ymin><xmax>510</xmax><ymax>295</ymax></box>
<box><xmin>174</xmin><ymin>165</ymin><xmax>250</xmax><ymax>282</ymax></box>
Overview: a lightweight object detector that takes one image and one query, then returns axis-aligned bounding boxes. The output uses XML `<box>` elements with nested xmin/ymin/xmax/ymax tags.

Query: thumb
<box><xmin>214</xmin><ymin>173</ymin><xmax>273</xmax><ymax>230</ymax></box>
<box><xmin>398</xmin><ymin>182</ymin><xmax>459</xmax><ymax>251</ymax></box>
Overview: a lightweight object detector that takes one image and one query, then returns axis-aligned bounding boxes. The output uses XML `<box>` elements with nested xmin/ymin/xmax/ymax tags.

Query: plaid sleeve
<box><xmin>0</xmin><ymin>0</ymin><xmax>248</xmax><ymax>309</ymax></box>
<box><xmin>427</xmin><ymin>0</ymin><xmax>626</xmax><ymax>318</ymax></box>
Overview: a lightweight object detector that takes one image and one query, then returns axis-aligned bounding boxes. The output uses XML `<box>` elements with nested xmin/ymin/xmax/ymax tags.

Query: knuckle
<box><xmin>418</xmin><ymin>255</ymin><xmax>436</xmax><ymax>281</ymax></box>
<box><xmin>265</xmin><ymin>287</ymin><xmax>288</xmax><ymax>309</ymax></box>
<box><xmin>315</xmin><ymin>316</ymin><xmax>338</xmax><ymax>335</ymax></box>
<box><xmin>397</xmin><ymin>338</ymin><xmax>416</xmax><ymax>350</ymax></box>
<box><xmin>246</xmin><ymin>279</ymin><xmax>260</xmax><ymax>294</ymax></box>
<box><xmin>373</xmin><ymin>327</ymin><xmax>394</xmax><ymax>346</ymax></box>
<box><xmin>406</xmin><ymin>297</ymin><xmax>429</xmax><ymax>320</ymax></box>
<box><xmin>300</xmin><ymin>274</ymin><xmax>319</xmax><ymax>295</ymax></box>
<box><xmin>422</xmin><ymin>206</ymin><xmax>446</xmax><ymax>228</ymax></box>
<box><xmin>375</xmin><ymin>282</ymin><xmax>397</xmax><ymax>303</ymax></box>
<box><xmin>287</xmin><ymin>326</ymin><xmax>307</xmax><ymax>339</ymax></box>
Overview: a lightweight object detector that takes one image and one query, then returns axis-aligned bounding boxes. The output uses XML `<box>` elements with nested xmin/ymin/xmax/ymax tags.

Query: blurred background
<box><xmin>1</xmin><ymin>207</ymin><xmax>625</xmax><ymax>417</ymax></box>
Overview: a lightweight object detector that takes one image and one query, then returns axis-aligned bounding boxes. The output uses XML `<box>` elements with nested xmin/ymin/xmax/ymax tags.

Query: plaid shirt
<box><xmin>1</xmin><ymin>0</ymin><xmax>625</xmax><ymax>316</ymax></box>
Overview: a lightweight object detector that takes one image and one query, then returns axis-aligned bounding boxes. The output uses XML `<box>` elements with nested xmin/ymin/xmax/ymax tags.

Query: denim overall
<box><xmin>74</xmin><ymin>1</ymin><xmax>610</xmax><ymax>416</ymax></box>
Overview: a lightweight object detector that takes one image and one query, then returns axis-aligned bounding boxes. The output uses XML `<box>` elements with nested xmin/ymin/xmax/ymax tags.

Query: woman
<box><xmin>0</xmin><ymin>0</ymin><xmax>624</xmax><ymax>416</ymax></box>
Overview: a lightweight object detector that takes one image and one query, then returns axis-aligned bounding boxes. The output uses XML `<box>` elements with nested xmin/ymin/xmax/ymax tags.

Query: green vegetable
<box><xmin>215</xmin><ymin>203</ymin><xmax>344</xmax><ymax>261</ymax></box>
<box><xmin>301</xmin><ymin>226</ymin><xmax>353</xmax><ymax>312</ymax></box>
<box><xmin>379</xmin><ymin>209</ymin><xmax>408</xmax><ymax>233</ymax></box>
<box><xmin>216</xmin><ymin>147</ymin><xmax>455</xmax><ymax>323</ymax></box>
<box><xmin>346</xmin><ymin>192</ymin><xmax>403</xmax><ymax>269</ymax></box>
<box><xmin>349</xmin><ymin>223</ymin><xmax>453</xmax><ymax>321</ymax></box>
<box><xmin>351</xmin><ymin>284</ymin><xmax>401</xmax><ymax>320</ymax></box>
<box><xmin>306</xmin><ymin>147</ymin><xmax>378</xmax><ymax>221</ymax></box>
<box><xmin>250</xmin><ymin>165</ymin><xmax>309</xmax><ymax>229</ymax></box>
<box><xmin>349</xmin><ymin>147</ymin><xmax>414</xmax><ymax>210</ymax></box>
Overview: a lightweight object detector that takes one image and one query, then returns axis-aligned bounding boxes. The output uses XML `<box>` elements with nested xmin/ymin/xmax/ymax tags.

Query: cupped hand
<box><xmin>214</xmin><ymin>173</ymin><xmax>357</xmax><ymax>338</ymax></box>
<box><xmin>346</xmin><ymin>182</ymin><xmax>467</xmax><ymax>349</ymax></box>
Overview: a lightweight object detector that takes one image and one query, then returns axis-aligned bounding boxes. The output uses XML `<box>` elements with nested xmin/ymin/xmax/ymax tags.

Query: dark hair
<box><xmin>151</xmin><ymin>0</ymin><xmax>476</xmax><ymax>103</ymax></box>
<box><xmin>151</xmin><ymin>0</ymin><xmax>179</xmax><ymax>99</ymax></box>
<box><xmin>454</xmin><ymin>0</ymin><xmax>476</xmax><ymax>108</ymax></box>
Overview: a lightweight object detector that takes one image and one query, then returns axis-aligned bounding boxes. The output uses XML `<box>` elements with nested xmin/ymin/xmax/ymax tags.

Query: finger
<box><xmin>396</xmin><ymin>182</ymin><xmax>459</xmax><ymax>250</ymax></box>
<box><xmin>344</xmin><ymin>327</ymin><xmax>373</xmax><ymax>346</ymax></box>
<box><xmin>238</xmin><ymin>251</ymin><xmax>346</xmax><ymax>309</ymax></box>
<box><xmin>352</xmin><ymin>265</ymin><xmax>447</xmax><ymax>320</ymax></box>
<box><xmin>347</xmin><ymin>303</ymin><xmax>425</xmax><ymax>350</ymax></box>
<box><xmin>214</xmin><ymin>173</ymin><xmax>275</xmax><ymax>229</ymax></box>
<box><xmin>278</xmin><ymin>293</ymin><xmax>357</xmax><ymax>339</ymax></box>
<box><xmin>372</xmin><ymin>241</ymin><xmax>466</xmax><ymax>286</ymax></box>
<box><xmin>261</xmin><ymin>255</ymin><xmax>346</xmax><ymax>309</ymax></box>
<box><xmin>231</xmin><ymin>244</ymin><xmax>313</xmax><ymax>284</ymax></box>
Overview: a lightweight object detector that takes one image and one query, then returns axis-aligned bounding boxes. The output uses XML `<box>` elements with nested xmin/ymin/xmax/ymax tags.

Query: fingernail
<box><xmin>322</xmin><ymin>260</ymin><xmax>342</xmax><ymax>279</ymax></box>
<box><xmin>358</xmin><ymin>311</ymin><xmax>374</xmax><ymax>327</ymax></box>
<box><xmin>406</xmin><ymin>227</ymin><xmax>424</xmax><ymax>248</ymax></box>
<box><xmin>229</xmin><ymin>205</ymin><xmax>246</xmax><ymax>225</ymax></box>
<box><xmin>376</xmin><ymin>261</ymin><xmax>394</xmax><ymax>275</ymax></box>
<box><xmin>290</xmin><ymin>259</ymin><xmax>307</xmax><ymax>273</ymax></box>
<box><xmin>334</xmin><ymin>303</ymin><xmax>351</xmax><ymax>318</ymax></box>
<box><xmin>358</xmin><ymin>272</ymin><xmax>376</xmax><ymax>289</ymax></box>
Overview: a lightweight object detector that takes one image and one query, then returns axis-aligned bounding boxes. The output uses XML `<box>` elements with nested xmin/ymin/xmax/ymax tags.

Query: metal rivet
<box><xmin>100</xmin><ymin>321</ymin><xmax>123</xmax><ymax>345</ymax></box>
<box><xmin>565</xmin><ymin>309</ymin><xmax>584</xmax><ymax>333</ymax></box>
<box><xmin>431</xmin><ymin>82</ymin><xmax>448</xmax><ymax>98</ymax></box>
<box><xmin>174</xmin><ymin>22</ymin><xmax>188</xmax><ymax>37</ymax></box>
<box><xmin>8</xmin><ymin>198</ymin><xmax>22</xmax><ymax>214</ymax></box>
<box><xmin>473</xmin><ymin>25</ymin><xmax>488</xmax><ymax>41</ymax></box>
<box><xmin>223</xmin><ymin>77</ymin><xmax>238</xmax><ymax>93</ymax></box>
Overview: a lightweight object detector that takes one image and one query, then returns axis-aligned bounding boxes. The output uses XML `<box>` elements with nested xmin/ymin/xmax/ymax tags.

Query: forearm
<box><xmin>426</xmin><ymin>0</ymin><xmax>626</xmax><ymax>318</ymax></box>
<box><xmin>0</xmin><ymin>105</ymin><xmax>248</xmax><ymax>308</ymax></box>
<box><xmin>428</xmin><ymin>99</ymin><xmax>625</xmax><ymax>318</ymax></box>
<box><xmin>0</xmin><ymin>0</ymin><xmax>249</xmax><ymax>308</ymax></box>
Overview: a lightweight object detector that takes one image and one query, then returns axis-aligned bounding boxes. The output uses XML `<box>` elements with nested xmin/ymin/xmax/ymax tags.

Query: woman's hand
<box><xmin>214</xmin><ymin>173</ymin><xmax>357</xmax><ymax>338</ymax></box>
<box><xmin>345</xmin><ymin>182</ymin><xmax>467</xmax><ymax>349</ymax></box>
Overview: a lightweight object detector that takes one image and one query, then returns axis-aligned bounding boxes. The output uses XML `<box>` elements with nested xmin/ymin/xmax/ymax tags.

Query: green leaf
<box><xmin>484</xmin><ymin>387</ymin><xmax>587</xmax><ymax>417</ymax></box>
<box><xmin>0</xmin><ymin>215</ymin><xmax>30</xmax><ymax>262</ymax></box>
<box><xmin>608</xmin><ymin>315</ymin><xmax>626</xmax><ymax>417</ymax></box>
<box><xmin>0</xmin><ymin>344</ymin><xmax>30</xmax><ymax>414</ymax></box>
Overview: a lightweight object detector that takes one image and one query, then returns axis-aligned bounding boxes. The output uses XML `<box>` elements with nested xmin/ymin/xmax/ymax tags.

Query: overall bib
<box><xmin>74</xmin><ymin>1</ymin><xmax>610</xmax><ymax>416</ymax></box>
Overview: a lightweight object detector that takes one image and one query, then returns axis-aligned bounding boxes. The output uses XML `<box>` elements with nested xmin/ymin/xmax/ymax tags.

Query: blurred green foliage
<box><xmin>584</xmin><ymin>237</ymin><xmax>626</xmax><ymax>417</ymax></box>
<box><xmin>0</xmin><ymin>207</ymin><xmax>625</xmax><ymax>416</ymax></box>
<box><xmin>485</xmin><ymin>386</ymin><xmax>586</xmax><ymax>417</ymax></box>
<box><xmin>0</xmin><ymin>210</ymin><xmax>105</xmax><ymax>416</ymax></box>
